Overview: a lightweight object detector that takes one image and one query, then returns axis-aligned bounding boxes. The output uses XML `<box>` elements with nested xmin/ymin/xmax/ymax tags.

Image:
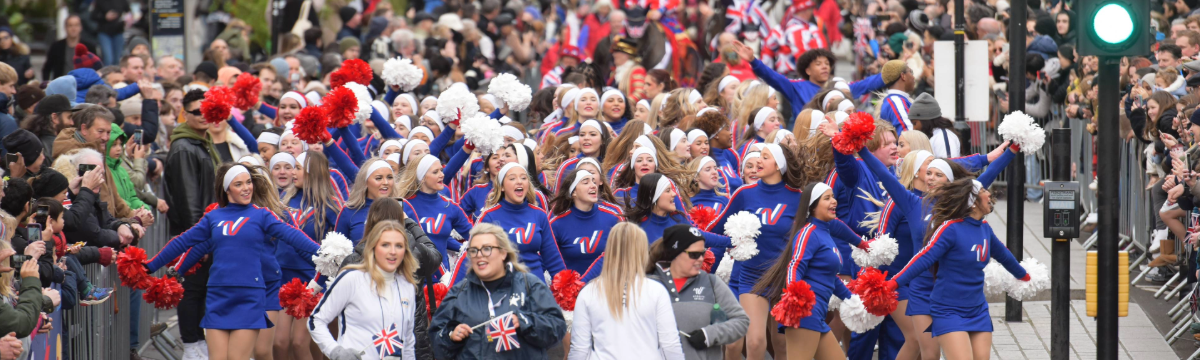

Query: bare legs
<box><xmin>205</xmin><ymin>329</ymin><xmax>259</xmax><ymax>360</ymax></box>
<box><xmin>891</xmin><ymin>301</ymin><xmax>920</xmax><ymax>360</ymax></box>
<box><xmin>912</xmin><ymin>314</ymin><xmax>940</xmax><ymax>360</ymax></box>
<box><xmin>785</xmin><ymin>327</ymin><xmax>845</xmax><ymax>360</ymax></box>
<box><xmin>255</xmin><ymin>311</ymin><xmax>278</xmax><ymax>360</ymax></box>
<box><xmin>937</xmin><ymin>331</ymin><xmax>992</xmax><ymax>360</ymax></box>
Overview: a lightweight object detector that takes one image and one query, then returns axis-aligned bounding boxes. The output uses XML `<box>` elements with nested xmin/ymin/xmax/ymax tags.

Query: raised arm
<box><xmin>371</xmin><ymin>107</ymin><xmax>403</xmax><ymax>139</ymax></box>
<box><xmin>227</xmin><ymin>118</ymin><xmax>258</xmax><ymax>153</ymax></box>
<box><xmin>978</xmin><ymin>147</ymin><xmax>1017</xmax><ymax>188</ymax></box>
<box><xmin>333</xmin><ymin>127</ymin><xmax>367</xmax><ymax>166</ymax></box>
<box><xmin>323</xmin><ymin>138</ymin><xmax>361</xmax><ymax>180</ymax></box>
<box><xmin>857</xmin><ymin>147</ymin><xmax>920</xmax><ymax>215</ymax></box>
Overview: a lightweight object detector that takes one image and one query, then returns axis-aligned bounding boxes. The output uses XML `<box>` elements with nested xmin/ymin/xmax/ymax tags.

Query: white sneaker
<box><xmin>181</xmin><ymin>342</ymin><xmax>206</xmax><ymax>360</ymax></box>
<box><xmin>1150</xmin><ymin>230</ymin><xmax>1167</xmax><ymax>253</ymax></box>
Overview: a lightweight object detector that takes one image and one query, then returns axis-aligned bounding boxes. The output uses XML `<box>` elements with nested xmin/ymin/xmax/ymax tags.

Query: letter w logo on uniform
<box><xmin>420</xmin><ymin>214</ymin><xmax>446</xmax><ymax>234</ymax></box>
<box><xmin>509</xmin><ymin>223</ymin><xmax>536</xmax><ymax>244</ymax></box>
<box><xmin>573</xmin><ymin>231</ymin><xmax>603</xmax><ymax>254</ymax></box>
<box><xmin>756</xmin><ymin>204</ymin><xmax>787</xmax><ymax>225</ymax></box>
<box><xmin>217</xmin><ymin>217</ymin><xmax>248</xmax><ymax>236</ymax></box>
<box><xmin>970</xmin><ymin>242</ymin><xmax>988</xmax><ymax>262</ymax></box>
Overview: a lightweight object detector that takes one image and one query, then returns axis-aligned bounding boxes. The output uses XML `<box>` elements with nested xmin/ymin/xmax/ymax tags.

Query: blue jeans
<box><xmin>130</xmin><ymin>288</ymin><xmax>142</xmax><ymax>348</ymax></box>
<box><xmin>96</xmin><ymin>33</ymin><xmax>124</xmax><ymax>66</ymax></box>
<box><xmin>1025</xmin><ymin>154</ymin><xmax>1044</xmax><ymax>201</ymax></box>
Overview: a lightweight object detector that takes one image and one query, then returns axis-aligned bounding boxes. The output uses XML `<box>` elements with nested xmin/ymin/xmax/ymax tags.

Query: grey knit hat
<box><xmin>908</xmin><ymin>93</ymin><xmax>941</xmax><ymax>121</ymax></box>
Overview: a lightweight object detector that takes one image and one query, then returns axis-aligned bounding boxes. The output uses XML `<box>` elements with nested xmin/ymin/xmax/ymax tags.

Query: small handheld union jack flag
<box><xmin>487</xmin><ymin>315</ymin><xmax>520</xmax><ymax>352</ymax></box>
<box><xmin>372</xmin><ymin>323</ymin><xmax>404</xmax><ymax>358</ymax></box>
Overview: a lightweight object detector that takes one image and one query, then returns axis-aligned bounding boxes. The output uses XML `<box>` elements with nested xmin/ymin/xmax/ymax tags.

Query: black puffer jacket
<box><xmin>63</xmin><ymin>186</ymin><xmax>126</xmax><ymax>249</ymax></box>
<box><xmin>11</xmin><ymin>227</ymin><xmax>64</xmax><ymax>286</ymax></box>
<box><xmin>163</xmin><ymin>134</ymin><xmax>216</xmax><ymax>236</ymax></box>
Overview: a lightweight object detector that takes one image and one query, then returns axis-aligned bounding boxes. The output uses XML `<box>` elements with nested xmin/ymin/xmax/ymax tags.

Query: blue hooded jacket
<box><xmin>69</xmin><ymin>68</ymin><xmax>140</xmax><ymax>104</ymax></box>
<box><xmin>45</xmin><ymin>76</ymin><xmax>78</xmax><ymax>105</ymax></box>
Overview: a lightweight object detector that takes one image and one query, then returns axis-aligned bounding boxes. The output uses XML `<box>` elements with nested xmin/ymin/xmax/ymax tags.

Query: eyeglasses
<box><xmin>466</xmin><ymin>245</ymin><xmax>499</xmax><ymax>258</ymax></box>
<box><xmin>685</xmin><ymin>251</ymin><xmax>705</xmax><ymax>260</ymax></box>
<box><xmin>185</xmin><ymin>108</ymin><xmax>202</xmax><ymax>116</ymax></box>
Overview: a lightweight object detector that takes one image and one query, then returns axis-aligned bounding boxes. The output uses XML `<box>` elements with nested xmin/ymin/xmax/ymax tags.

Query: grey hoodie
<box><xmin>648</xmin><ymin>264</ymin><xmax>749</xmax><ymax>360</ymax></box>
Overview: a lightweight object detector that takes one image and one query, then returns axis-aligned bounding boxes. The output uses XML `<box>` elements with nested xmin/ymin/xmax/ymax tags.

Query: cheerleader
<box><xmin>737</xmin><ymin>108</ymin><xmax>784</xmax><ymax>158</ymax></box>
<box><xmin>634</xmin><ymin>100</ymin><xmax>651</xmax><ymax>122</ymax></box>
<box><xmin>449</xmin><ymin>163</ymin><xmax>567</xmax><ymax>285</ymax></box>
<box><xmin>688</xmin><ymin>157</ymin><xmax>730</xmax><ymax>214</ymax></box>
<box><xmin>752</xmin><ymin>182</ymin><xmax>854</xmax><ymax>360</ymax></box>
<box><xmin>662</xmin><ymin>128</ymin><xmax>692</xmax><ymax>161</ymax></box>
<box><xmin>459</xmin><ymin>143</ymin><xmax>548</xmax><ymax>219</ymax></box>
<box><xmin>792</xmin><ymin>109</ymin><xmax>827</xmax><ymax>142</ymax></box>
<box><xmin>258</xmin><ymin>91</ymin><xmax>308</xmax><ymax>126</ymax></box>
<box><xmin>379</xmin><ymin>139</ymin><xmax>406</xmax><ymax>158</ymax></box>
<box><xmin>539</xmin><ymin>87</ymin><xmax>581</xmax><ymax>141</ymax></box>
<box><xmin>740</xmin><ymin>151</ymin><xmax>762</xmax><ymax>185</ymax></box>
<box><xmin>692</xmin><ymin>111</ymin><xmax>743</xmax><ymax>191</ymax></box>
<box><xmin>310</xmin><ymin>220</ymin><xmax>424</xmax><ymax>360</ymax></box>
<box><xmin>600</xmin><ymin>89</ymin><xmax>630</xmax><ymax>134</ymax></box>
<box><xmin>548</xmin><ymin>169</ymin><xmax>624</xmax><ymax>274</ymax></box>
<box><xmin>457</xmin><ymin>149</ymin><xmax>509</xmax><ymax>219</ymax></box>
<box><xmin>397</xmin><ymin>154</ymin><xmax>473</xmax><ymax>277</ymax></box>
<box><xmin>611</xmin><ymin>145</ymin><xmax>690</xmax><ymax>211</ymax></box>
<box><xmin>147</xmin><ymin>164</ymin><xmax>321</xmax><ymax>360</ymax></box>
<box><xmin>555</xmin><ymin>120</ymin><xmax>611</xmax><ymax>190</ymax></box>
<box><xmin>336</xmin><ymin>158</ymin><xmax>419</xmax><ymax>243</ymax></box>
<box><xmin>685</xmin><ymin>127</ymin><xmax>710</xmax><ymax>160</ymax></box>
<box><xmin>268</xmin><ymin>153</ymin><xmax>295</xmax><ymax>193</ymax></box>
<box><xmin>888</xmin><ymin>178</ymin><xmax>1031</xmax><ymax>360</ymax></box>
<box><xmin>601</xmin><ymin>121</ymin><xmax>653</xmax><ymax>182</ymax></box>
<box><xmin>392</xmin><ymin>93</ymin><xmax>419</xmax><ymax>119</ymax></box>
<box><xmin>553</xmin><ymin>88</ymin><xmax>601</xmax><ymax>138</ymax></box>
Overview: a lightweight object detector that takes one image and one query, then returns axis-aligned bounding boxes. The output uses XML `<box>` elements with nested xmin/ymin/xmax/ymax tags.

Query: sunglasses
<box><xmin>685</xmin><ymin>251</ymin><xmax>705</xmax><ymax>260</ymax></box>
<box><xmin>185</xmin><ymin>108</ymin><xmax>202</xmax><ymax>116</ymax></box>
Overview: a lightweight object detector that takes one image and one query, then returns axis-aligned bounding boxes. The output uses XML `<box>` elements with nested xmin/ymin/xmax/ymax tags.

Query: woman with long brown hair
<box><xmin>548</xmin><ymin>168</ymin><xmax>624</xmax><ymax>276</ymax></box>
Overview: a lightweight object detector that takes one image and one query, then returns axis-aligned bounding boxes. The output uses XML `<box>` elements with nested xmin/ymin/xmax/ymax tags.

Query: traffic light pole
<box><xmin>954</xmin><ymin>0</ymin><xmax>964</xmax><ymax>123</ymax></box>
<box><xmin>1006</xmin><ymin>0</ymin><xmax>1027</xmax><ymax>323</ymax></box>
<box><xmin>1049</xmin><ymin>129</ymin><xmax>1070</xmax><ymax>360</ymax></box>
<box><xmin>1096</xmin><ymin>56</ymin><xmax>1120</xmax><ymax>360</ymax></box>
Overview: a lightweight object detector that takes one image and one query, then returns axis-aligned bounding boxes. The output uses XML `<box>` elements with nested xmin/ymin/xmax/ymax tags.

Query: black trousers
<box><xmin>179</xmin><ymin>259</ymin><xmax>211</xmax><ymax>344</ymax></box>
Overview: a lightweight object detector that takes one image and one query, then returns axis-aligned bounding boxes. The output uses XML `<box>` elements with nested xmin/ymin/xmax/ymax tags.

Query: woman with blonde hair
<box><xmin>397</xmin><ymin>154</ymin><xmax>473</xmax><ymax>277</ymax></box>
<box><xmin>310</xmin><ymin>220</ymin><xmax>425</xmax><ymax>360</ymax></box>
<box><xmin>430</xmin><ymin>223</ymin><xmax>567</xmax><ymax>359</ymax></box>
<box><xmin>661</xmin><ymin>88</ymin><xmax>705</xmax><ymax>130</ymax></box>
<box><xmin>568</xmin><ymin>222</ymin><xmax>685</xmax><ymax>360</ymax></box>
<box><xmin>336</xmin><ymin>158</ymin><xmax>420</xmax><ymax>243</ymax></box>
<box><xmin>646</xmin><ymin>93</ymin><xmax>670</xmax><ymax>129</ymax></box>
<box><xmin>734</xmin><ymin>85</ymin><xmax>777</xmax><ymax>146</ymax></box>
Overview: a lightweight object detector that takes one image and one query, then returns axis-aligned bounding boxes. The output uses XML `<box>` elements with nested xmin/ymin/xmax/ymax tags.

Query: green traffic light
<box><xmin>1094</xmin><ymin>4</ymin><xmax>1134</xmax><ymax>44</ymax></box>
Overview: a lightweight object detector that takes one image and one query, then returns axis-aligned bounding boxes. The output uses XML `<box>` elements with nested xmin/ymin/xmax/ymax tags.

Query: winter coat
<box><xmin>647</xmin><ymin>264</ymin><xmax>749</xmax><ymax>360</ymax></box>
<box><xmin>429</xmin><ymin>264</ymin><xmax>567</xmax><ymax>360</ymax></box>
<box><xmin>63</xmin><ymin>186</ymin><xmax>127</xmax><ymax>248</ymax></box>
<box><xmin>0</xmin><ymin>276</ymin><xmax>46</xmax><ymax>336</ymax></box>
<box><xmin>163</xmin><ymin>125</ymin><xmax>217</xmax><ymax>236</ymax></box>
<box><xmin>53</xmin><ymin>128</ymin><xmax>136</xmax><ymax>219</ymax></box>
<box><xmin>68</xmin><ymin>68</ymin><xmax>140</xmax><ymax>104</ymax></box>
<box><xmin>1027</xmin><ymin>35</ymin><xmax>1059</xmax><ymax>60</ymax></box>
<box><xmin>341</xmin><ymin>217</ymin><xmax>443</xmax><ymax>280</ymax></box>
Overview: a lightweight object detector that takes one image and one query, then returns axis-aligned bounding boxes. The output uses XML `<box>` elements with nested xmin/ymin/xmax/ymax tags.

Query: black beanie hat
<box><xmin>3</xmin><ymin>129</ymin><xmax>42</xmax><ymax>166</ymax></box>
<box><xmin>339</xmin><ymin>6</ymin><xmax>358</xmax><ymax>23</ymax></box>
<box><xmin>1189</xmin><ymin>105</ymin><xmax>1200</xmax><ymax>127</ymax></box>
<box><xmin>30</xmin><ymin>169</ymin><xmax>68</xmax><ymax>199</ymax></box>
<box><xmin>660</xmin><ymin>224</ymin><xmax>706</xmax><ymax>261</ymax></box>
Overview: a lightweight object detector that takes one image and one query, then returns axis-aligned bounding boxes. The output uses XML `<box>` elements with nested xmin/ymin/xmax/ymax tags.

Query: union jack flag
<box><xmin>487</xmin><ymin>315</ymin><xmax>520</xmax><ymax>352</ymax></box>
<box><xmin>372</xmin><ymin>324</ymin><xmax>404</xmax><ymax>358</ymax></box>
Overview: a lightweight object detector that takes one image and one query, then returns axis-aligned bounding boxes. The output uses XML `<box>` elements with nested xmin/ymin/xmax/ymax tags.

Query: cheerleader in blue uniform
<box><xmin>449</xmin><ymin>163</ymin><xmax>567</xmax><ymax>285</ymax></box>
<box><xmin>397</xmin><ymin>154</ymin><xmax>474</xmax><ymax>277</ymax></box>
<box><xmin>600</xmin><ymin>123</ymin><xmax>654</xmax><ymax>185</ymax></box>
<box><xmin>693</xmin><ymin>111</ymin><xmax>743</xmax><ymax>191</ymax></box>
<box><xmin>626</xmin><ymin>173</ymin><xmax>731</xmax><ymax>247</ymax></box>
<box><xmin>599</xmin><ymin>89</ymin><xmax>630</xmax><ymax>134</ymax></box>
<box><xmin>554</xmin><ymin>120</ymin><xmax>611</xmax><ymax>191</ymax></box>
<box><xmin>752</xmin><ymin>182</ymin><xmax>853</xmax><ymax>360</ymax></box>
<box><xmin>736</xmin><ymin>107</ymin><xmax>785</xmax><ymax>159</ymax></box>
<box><xmin>610</xmin><ymin>143</ymin><xmax>691</xmax><ymax>211</ymax></box>
<box><xmin>335</xmin><ymin>159</ymin><xmax>420</xmax><ymax>244</ymax></box>
<box><xmin>459</xmin><ymin>143</ymin><xmax>549</xmax><ymax>219</ymax></box>
<box><xmin>147</xmin><ymin>164</ymin><xmax>321</xmax><ymax>360</ymax></box>
<box><xmin>268</xmin><ymin>153</ymin><xmax>296</xmax><ymax>197</ymax></box>
<box><xmin>689</xmin><ymin>156</ymin><xmax>730</xmax><ymax>214</ymax></box>
<box><xmin>889</xmin><ymin>177</ymin><xmax>1031</xmax><ymax>360</ymax></box>
<box><xmin>548</xmin><ymin>169</ymin><xmax>624</xmax><ymax>274</ymax></box>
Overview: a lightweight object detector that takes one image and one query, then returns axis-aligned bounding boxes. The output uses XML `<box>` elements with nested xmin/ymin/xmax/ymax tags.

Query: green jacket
<box><xmin>0</xmin><ymin>276</ymin><xmax>45</xmax><ymax>336</ymax></box>
<box><xmin>107</xmin><ymin>124</ymin><xmax>150</xmax><ymax>211</ymax></box>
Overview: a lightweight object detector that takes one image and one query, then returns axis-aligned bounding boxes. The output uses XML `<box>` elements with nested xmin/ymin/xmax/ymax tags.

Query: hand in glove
<box><xmin>328</xmin><ymin>345</ymin><xmax>364</xmax><ymax>360</ymax></box>
<box><xmin>686</xmin><ymin>329</ymin><xmax>708</xmax><ymax>349</ymax></box>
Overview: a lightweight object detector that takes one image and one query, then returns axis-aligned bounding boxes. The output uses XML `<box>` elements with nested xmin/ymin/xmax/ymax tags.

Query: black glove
<box><xmin>686</xmin><ymin>329</ymin><xmax>708</xmax><ymax>349</ymax></box>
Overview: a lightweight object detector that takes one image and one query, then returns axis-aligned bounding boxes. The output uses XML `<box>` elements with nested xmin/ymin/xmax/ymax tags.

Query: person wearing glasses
<box><xmin>429</xmin><ymin>223</ymin><xmax>566</xmax><ymax>360</ymax></box>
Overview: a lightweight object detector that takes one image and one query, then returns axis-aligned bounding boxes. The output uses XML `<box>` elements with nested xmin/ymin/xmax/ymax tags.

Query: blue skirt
<box><xmin>265</xmin><ymin>279</ymin><xmax>282</xmax><ymax>311</ymax></box>
<box><xmin>930</xmin><ymin>305</ymin><xmax>992</xmax><ymax>337</ymax></box>
<box><xmin>777</xmin><ymin>294</ymin><xmax>832</xmax><ymax>334</ymax></box>
<box><xmin>732</xmin><ymin>263</ymin><xmax>766</xmax><ymax>296</ymax></box>
<box><xmin>202</xmin><ymin>286</ymin><xmax>272</xmax><ymax>330</ymax></box>
<box><xmin>905</xmin><ymin>273</ymin><xmax>935</xmax><ymax>316</ymax></box>
<box><xmin>281</xmin><ymin>268</ymin><xmax>316</xmax><ymax>284</ymax></box>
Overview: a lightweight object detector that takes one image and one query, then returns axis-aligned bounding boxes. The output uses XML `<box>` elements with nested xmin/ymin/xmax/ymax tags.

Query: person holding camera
<box><xmin>1</xmin><ymin>178</ymin><xmax>63</xmax><ymax>287</ymax></box>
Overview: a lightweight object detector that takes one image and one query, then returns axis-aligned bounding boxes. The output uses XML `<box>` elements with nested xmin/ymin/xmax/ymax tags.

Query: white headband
<box><xmin>652</xmin><ymin>176</ymin><xmax>673</xmax><ymax>203</ymax></box>
<box><xmin>833</xmin><ymin>81</ymin><xmax>851</xmax><ymax>92</ymax></box>
<box><xmin>743</xmin><ymin>151</ymin><xmax>761</xmax><ymax>166</ymax></box>
<box><xmin>257</xmin><ymin>132</ymin><xmax>281</xmax><ymax>145</ymax></box>
<box><xmin>399</xmin><ymin>94</ymin><xmax>418</xmax><ymax>112</ymax></box>
<box><xmin>296</xmin><ymin>153</ymin><xmax>308</xmax><ymax>171</ymax></box>
<box><xmin>834</xmin><ymin>111</ymin><xmax>849</xmax><ymax>125</ymax></box>
<box><xmin>821</xmin><ymin>91</ymin><xmax>842</xmax><ymax>110</ymax></box>
<box><xmin>511</xmin><ymin>143</ymin><xmax>530</xmax><ymax>168</ymax></box>
<box><xmin>643</xmin><ymin>123</ymin><xmax>653</xmax><ymax>135</ymax></box>
<box><xmin>569</xmin><ymin>169</ymin><xmax>594</xmax><ymax>195</ymax></box>
<box><xmin>269</xmin><ymin>153</ymin><xmax>297</xmax><ymax>169</ymax></box>
<box><xmin>600</xmin><ymin>89</ymin><xmax>624</xmax><ymax>107</ymax></box>
<box><xmin>637</xmin><ymin>99</ymin><xmax>650</xmax><ymax>110</ymax></box>
<box><xmin>371</xmin><ymin>100</ymin><xmax>389</xmax><ymax>120</ymax></box>
<box><xmin>634</xmin><ymin>135</ymin><xmax>655</xmax><ymax>150</ymax></box>
<box><xmin>580</xmin><ymin>119</ymin><xmax>604</xmax><ymax>133</ymax></box>
<box><xmin>502</xmin><ymin>125</ymin><xmax>525</xmax><ymax>140</ymax></box>
<box><xmin>497</xmin><ymin>162</ymin><xmax>524</xmax><ymax>182</ymax></box>
<box><xmin>770</xmin><ymin>130</ymin><xmax>793</xmax><ymax>144</ymax></box>
<box><xmin>574</xmin><ymin>88</ymin><xmax>599</xmax><ymax>111</ymax></box>
<box><xmin>837</xmin><ymin>99</ymin><xmax>854</xmax><ymax>112</ymax></box>
<box><xmin>578</xmin><ymin>157</ymin><xmax>601</xmax><ymax>171</ymax></box>
<box><xmin>523</xmin><ymin>138</ymin><xmax>538</xmax><ymax>151</ymax></box>
<box><xmin>568</xmin><ymin>136</ymin><xmax>580</xmax><ymax>145</ymax></box>
<box><xmin>753</xmin><ymin>107</ymin><xmax>776</xmax><ymax>130</ymax></box>
<box><xmin>416</xmin><ymin>154</ymin><xmax>440</xmax><ymax>179</ymax></box>
<box><xmin>281</xmin><ymin>91</ymin><xmax>308</xmax><ymax>108</ymax></box>
<box><xmin>743</xmin><ymin>80</ymin><xmax>762</xmax><ymax>96</ymax></box>
<box><xmin>696</xmin><ymin>156</ymin><xmax>715</xmax><ymax>175</ymax></box>
<box><xmin>929</xmin><ymin>159</ymin><xmax>954</xmax><ymax>182</ymax></box>
<box><xmin>386</xmin><ymin>152</ymin><xmax>401</xmax><ymax>164</ymax></box>
<box><xmin>631</xmin><ymin>147</ymin><xmax>657</xmax><ymax>168</ymax></box>
<box><xmin>423</xmin><ymin>111</ymin><xmax>443</xmax><ymax>131</ymax></box>
<box><xmin>480</xmin><ymin>94</ymin><xmax>502</xmax><ymax>109</ymax></box>
<box><xmin>223</xmin><ymin>165</ymin><xmax>250</xmax><ymax>190</ymax></box>
<box><xmin>409</xmin><ymin>126</ymin><xmax>434</xmax><ymax>141</ymax></box>
<box><xmin>304</xmin><ymin>91</ymin><xmax>322</xmax><ymax>106</ymax></box>
<box><xmin>499</xmin><ymin>116</ymin><xmax>512</xmax><ymax>124</ymax></box>
<box><xmin>696</xmin><ymin>107</ymin><xmax>719</xmax><ymax>117</ymax></box>
<box><xmin>380</xmin><ymin>139</ymin><xmax>405</xmax><ymax>153</ymax></box>
<box><xmin>968</xmin><ymin>179</ymin><xmax>984</xmax><ymax>207</ymax></box>
<box><xmin>718</xmin><ymin>76</ymin><xmax>739</xmax><ymax>93</ymax></box>
<box><xmin>660</xmin><ymin>93</ymin><xmax>671</xmax><ymax>110</ymax></box>
<box><xmin>402</xmin><ymin>139</ymin><xmax>425</xmax><ymax>164</ymax></box>
<box><xmin>395</xmin><ymin>115</ymin><xmax>412</xmax><ymax>130</ymax></box>
<box><xmin>365</xmin><ymin>159</ymin><xmax>394</xmax><ymax>178</ymax></box>
<box><xmin>688</xmin><ymin>89</ymin><xmax>703</xmax><ymax>104</ymax></box>
<box><xmin>808</xmin><ymin>110</ymin><xmax>826</xmax><ymax>135</ymax></box>
<box><xmin>911</xmin><ymin>151</ymin><xmax>934</xmax><ymax>174</ymax></box>
<box><xmin>561</xmin><ymin>88</ymin><xmax>582</xmax><ymax>110</ymax></box>
<box><xmin>687</xmin><ymin>129</ymin><xmax>708</xmax><ymax>144</ymax></box>
<box><xmin>669</xmin><ymin>128</ymin><xmax>687</xmax><ymax>150</ymax></box>
<box><xmin>809</xmin><ymin>182</ymin><xmax>832</xmax><ymax>206</ymax></box>
<box><xmin>239</xmin><ymin>156</ymin><xmax>263</xmax><ymax>167</ymax></box>
<box><xmin>763</xmin><ymin>143</ymin><xmax>787</xmax><ymax>172</ymax></box>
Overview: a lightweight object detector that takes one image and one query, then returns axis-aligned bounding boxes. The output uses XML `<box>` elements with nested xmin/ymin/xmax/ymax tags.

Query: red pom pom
<box><xmin>322</xmin><ymin>87</ymin><xmax>359</xmax><ymax>128</ymax></box>
<box><xmin>832</xmin><ymin>112</ymin><xmax>877</xmax><ymax>155</ymax></box>
<box><xmin>848</xmin><ymin>267</ymin><xmax>898</xmax><ymax>316</ymax></box>
<box><xmin>201</xmin><ymin>86</ymin><xmax>234</xmax><ymax>124</ymax></box>
<box><xmin>74</xmin><ymin>43</ymin><xmax>88</xmax><ymax>57</ymax></box>
<box><xmin>231</xmin><ymin>75</ymin><xmax>263</xmax><ymax>110</ymax></box>
<box><xmin>771</xmin><ymin>280</ymin><xmax>816</xmax><ymax>328</ymax></box>
<box><xmin>143</xmin><ymin>275</ymin><xmax>184</xmax><ymax>309</ymax></box>
<box><xmin>292</xmin><ymin>106</ymin><xmax>332</xmax><ymax>144</ymax></box>
<box><xmin>330</xmin><ymin>59</ymin><xmax>374</xmax><ymax>89</ymax></box>
<box><xmin>279</xmin><ymin>278</ymin><xmax>322</xmax><ymax>319</ymax></box>
<box><xmin>433</xmin><ymin>283</ymin><xmax>448</xmax><ymax>307</ymax></box>
<box><xmin>702</xmin><ymin>249</ymin><xmax>715</xmax><ymax>272</ymax></box>
<box><xmin>550</xmin><ymin>270</ymin><xmax>586</xmax><ymax>311</ymax></box>
<box><xmin>689</xmin><ymin>206</ymin><xmax>718</xmax><ymax>232</ymax></box>
<box><xmin>117</xmin><ymin>247</ymin><xmax>153</xmax><ymax>290</ymax></box>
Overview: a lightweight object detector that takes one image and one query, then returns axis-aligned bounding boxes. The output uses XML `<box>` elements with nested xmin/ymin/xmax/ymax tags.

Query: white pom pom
<box><xmin>852</xmin><ymin>234</ymin><xmax>899</xmax><ymax>268</ymax></box>
<box><xmin>839</xmin><ymin>294</ymin><xmax>886</xmax><ymax>333</ymax></box>
<box><xmin>344</xmin><ymin>82</ymin><xmax>374</xmax><ymax>124</ymax></box>
<box><xmin>436</xmin><ymin>85</ymin><xmax>480</xmax><ymax>122</ymax></box>
<box><xmin>439</xmin><ymin>270</ymin><xmax>454</xmax><ymax>286</ymax></box>
<box><xmin>488</xmin><ymin>73</ymin><xmax>533</xmax><ymax>111</ymax></box>
<box><xmin>382</xmin><ymin>58</ymin><xmax>424</xmax><ymax>91</ymax></box>
<box><xmin>461</xmin><ymin>112</ymin><xmax>506</xmax><ymax>154</ymax></box>
<box><xmin>997</xmin><ymin>110</ymin><xmax>1045</xmax><ymax>154</ymax></box>
<box><xmin>307</xmin><ymin>278</ymin><xmax>324</xmax><ymax>292</ymax></box>
<box><xmin>563</xmin><ymin>310</ymin><xmax>574</xmax><ymax>329</ymax></box>
<box><xmin>982</xmin><ymin>260</ymin><xmax>1013</xmax><ymax>297</ymax></box>
<box><xmin>312</xmin><ymin>231</ymin><xmax>355</xmax><ymax>276</ymax></box>
<box><xmin>715</xmin><ymin>253</ymin><xmax>735</xmax><ymax>283</ymax></box>
<box><xmin>724</xmin><ymin>211</ymin><xmax>762</xmax><ymax>261</ymax></box>
<box><xmin>1007</xmin><ymin>258</ymin><xmax>1050</xmax><ymax>301</ymax></box>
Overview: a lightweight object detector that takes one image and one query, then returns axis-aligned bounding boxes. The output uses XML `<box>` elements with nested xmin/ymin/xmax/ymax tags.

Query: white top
<box><xmin>930</xmin><ymin>128</ymin><xmax>961</xmax><ymax>158</ymax></box>
<box><xmin>309</xmin><ymin>269</ymin><xmax>418</xmax><ymax>360</ymax></box>
<box><xmin>568</xmin><ymin>279</ymin><xmax>685</xmax><ymax>360</ymax></box>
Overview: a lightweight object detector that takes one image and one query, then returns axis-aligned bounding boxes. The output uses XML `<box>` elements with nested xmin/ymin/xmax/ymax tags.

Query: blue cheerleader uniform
<box><xmin>334</xmin><ymin>198</ymin><xmax>421</xmax><ymax>245</ymax></box>
<box><xmin>828</xmin><ymin>151</ymin><xmax>888</xmax><ymax>276</ymax></box>
<box><xmin>282</xmin><ymin>195</ymin><xmax>340</xmax><ymax>283</ymax></box>
<box><xmin>710</xmin><ymin>180</ymin><xmax>803</xmax><ymax>295</ymax></box>
<box><xmin>712</xmin><ymin>148</ymin><xmax>743</xmax><ymax>191</ymax></box>
<box><xmin>892</xmin><ymin>217</ymin><xmax>1028</xmax><ymax>336</ymax></box>
<box><xmin>406</xmin><ymin>191</ymin><xmax>474</xmax><ymax>276</ymax></box>
<box><xmin>147</xmin><ymin>203</ymin><xmax>321</xmax><ymax>329</ymax></box>
<box><xmin>176</xmin><ymin>211</ymin><xmax>301</xmax><ymax>311</ymax></box>
<box><xmin>690</xmin><ymin>189</ymin><xmax>730</xmax><ymax>215</ymax></box>
<box><xmin>458</xmin><ymin>182</ymin><xmax>549</xmax><ymax>220</ymax></box>
<box><xmin>611</xmin><ymin>185</ymin><xmax>690</xmax><ymax>213</ymax></box>
<box><xmin>549</xmin><ymin>202</ymin><xmax>624</xmax><ymax>274</ymax></box>
<box><xmin>783</xmin><ymin>219</ymin><xmax>854</xmax><ymax>333</ymax></box>
<box><xmin>449</xmin><ymin>199</ymin><xmax>567</xmax><ymax>285</ymax></box>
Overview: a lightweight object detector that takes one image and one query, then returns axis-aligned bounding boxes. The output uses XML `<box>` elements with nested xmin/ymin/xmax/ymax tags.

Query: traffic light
<box><xmin>1077</xmin><ymin>0</ymin><xmax>1150</xmax><ymax>57</ymax></box>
